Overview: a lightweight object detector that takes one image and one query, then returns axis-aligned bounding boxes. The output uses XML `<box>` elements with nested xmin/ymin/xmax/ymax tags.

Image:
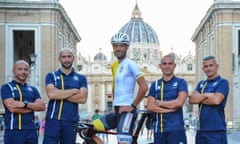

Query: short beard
<box><xmin>61</xmin><ymin>63</ymin><xmax>73</xmax><ymax>69</ymax></box>
<box><xmin>115</xmin><ymin>51</ymin><xmax>127</xmax><ymax>61</ymax></box>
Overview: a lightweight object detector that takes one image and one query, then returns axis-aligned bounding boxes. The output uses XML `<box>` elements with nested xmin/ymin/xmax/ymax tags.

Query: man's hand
<box><xmin>190</xmin><ymin>91</ymin><xmax>201</xmax><ymax>97</ymax></box>
<box><xmin>189</xmin><ymin>91</ymin><xmax>208</xmax><ymax>104</ymax></box>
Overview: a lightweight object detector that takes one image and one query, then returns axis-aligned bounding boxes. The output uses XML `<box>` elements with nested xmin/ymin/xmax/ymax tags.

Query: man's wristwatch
<box><xmin>23</xmin><ymin>101</ymin><xmax>29</xmax><ymax>108</ymax></box>
<box><xmin>131</xmin><ymin>103</ymin><xmax>137</xmax><ymax>109</ymax></box>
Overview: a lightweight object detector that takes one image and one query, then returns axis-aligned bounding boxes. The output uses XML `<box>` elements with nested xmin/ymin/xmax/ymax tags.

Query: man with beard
<box><xmin>84</xmin><ymin>33</ymin><xmax>148</xmax><ymax>144</ymax></box>
<box><xmin>43</xmin><ymin>48</ymin><xmax>88</xmax><ymax>144</ymax></box>
<box><xmin>1</xmin><ymin>60</ymin><xmax>45</xmax><ymax>144</ymax></box>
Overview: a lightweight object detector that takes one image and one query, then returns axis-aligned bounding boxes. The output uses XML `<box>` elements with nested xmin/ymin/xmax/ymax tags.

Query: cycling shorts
<box><xmin>93</xmin><ymin>106</ymin><xmax>137</xmax><ymax>144</ymax></box>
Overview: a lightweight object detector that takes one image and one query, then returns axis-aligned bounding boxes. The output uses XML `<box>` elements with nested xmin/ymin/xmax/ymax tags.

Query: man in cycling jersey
<box><xmin>88</xmin><ymin>33</ymin><xmax>148</xmax><ymax>144</ymax></box>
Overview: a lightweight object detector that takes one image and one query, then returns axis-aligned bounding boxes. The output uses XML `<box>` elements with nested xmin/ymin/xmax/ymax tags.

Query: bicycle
<box><xmin>74</xmin><ymin>110</ymin><xmax>154</xmax><ymax>144</ymax></box>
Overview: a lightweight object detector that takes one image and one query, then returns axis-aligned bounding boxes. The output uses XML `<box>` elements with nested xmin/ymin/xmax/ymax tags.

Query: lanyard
<box><xmin>57</xmin><ymin>75</ymin><xmax>64</xmax><ymax>120</ymax></box>
<box><xmin>198</xmin><ymin>81</ymin><xmax>207</xmax><ymax>131</ymax></box>
<box><xmin>15</xmin><ymin>84</ymin><xmax>22</xmax><ymax>130</ymax></box>
<box><xmin>160</xmin><ymin>81</ymin><xmax>164</xmax><ymax>133</ymax></box>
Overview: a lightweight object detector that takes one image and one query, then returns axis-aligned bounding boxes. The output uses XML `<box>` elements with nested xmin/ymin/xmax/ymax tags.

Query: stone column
<box><xmin>101</xmin><ymin>81</ymin><xmax>106</xmax><ymax>111</ymax></box>
<box><xmin>233</xmin><ymin>74</ymin><xmax>240</xmax><ymax>128</ymax></box>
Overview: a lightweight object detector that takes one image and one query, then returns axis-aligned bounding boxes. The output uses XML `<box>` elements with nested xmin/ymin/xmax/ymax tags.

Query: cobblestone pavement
<box><xmin>0</xmin><ymin>128</ymin><xmax>239</xmax><ymax>144</ymax></box>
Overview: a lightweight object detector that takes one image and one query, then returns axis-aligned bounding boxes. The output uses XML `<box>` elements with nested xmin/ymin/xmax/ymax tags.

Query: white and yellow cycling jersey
<box><xmin>111</xmin><ymin>58</ymin><xmax>144</xmax><ymax>106</ymax></box>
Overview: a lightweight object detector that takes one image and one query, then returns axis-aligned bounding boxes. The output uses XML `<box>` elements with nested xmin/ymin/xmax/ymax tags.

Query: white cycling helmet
<box><xmin>111</xmin><ymin>33</ymin><xmax>130</xmax><ymax>46</ymax></box>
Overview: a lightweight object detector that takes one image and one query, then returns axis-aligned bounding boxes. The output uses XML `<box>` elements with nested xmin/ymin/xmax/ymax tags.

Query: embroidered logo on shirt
<box><xmin>27</xmin><ymin>87</ymin><xmax>33</xmax><ymax>92</ymax></box>
<box><xmin>200</xmin><ymin>82</ymin><xmax>205</xmax><ymax>88</ymax></box>
<box><xmin>73</xmin><ymin>75</ymin><xmax>79</xmax><ymax>81</ymax></box>
<box><xmin>213</xmin><ymin>81</ymin><xmax>218</xmax><ymax>87</ymax></box>
<box><xmin>56</xmin><ymin>76</ymin><xmax>60</xmax><ymax>80</ymax></box>
<box><xmin>13</xmin><ymin>87</ymin><xmax>17</xmax><ymax>91</ymax></box>
<box><xmin>172</xmin><ymin>82</ymin><xmax>178</xmax><ymax>87</ymax></box>
<box><xmin>119</xmin><ymin>66</ymin><xmax>124</xmax><ymax>73</ymax></box>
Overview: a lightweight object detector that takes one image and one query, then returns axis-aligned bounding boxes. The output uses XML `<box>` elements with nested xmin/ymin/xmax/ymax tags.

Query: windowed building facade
<box><xmin>192</xmin><ymin>0</ymin><xmax>240</xmax><ymax>127</ymax></box>
<box><xmin>0</xmin><ymin>0</ymin><xmax>80</xmax><ymax>115</ymax></box>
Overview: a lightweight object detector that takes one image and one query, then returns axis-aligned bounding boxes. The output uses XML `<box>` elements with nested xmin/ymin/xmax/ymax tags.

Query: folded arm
<box><xmin>189</xmin><ymin>91</ymin><xmax>224</xmax><ymax>105</ymax></box>
<box><xmin>66</xmin><ymin>87</ymin><xmax>88</xmax><ymax>104</ymax></box>
<box><xmin>147</xmin><ymin>96</ymin><xmax>176</xmax><ymax>113</ymax></box>
<box><xmin>157</xmin><ymin>91</ymin><xmax>187</xmax><ymax>109</ymax></box>
<box><xmin>201</xmin><ymin>92</ymin><xmax>224</xmax><ymax>105</ymax></box>
<box><xmin>26</xmin><ymin>98</ymin><xmax>46</xmax><ymax>111</ymax></box>
<box><xmin>189</xmin><ymin>91</ymin><xmax>208</xmax><ymax>104</ymax></box>
<box><xmin>46</xmin><ymin>84</ymin><xmax>79</xmax><ymax>100</ymax></box>
<box><xmin>3</xmin><ymin>98</ymin><xmax>44</xmax><ymax>113</ymax></box>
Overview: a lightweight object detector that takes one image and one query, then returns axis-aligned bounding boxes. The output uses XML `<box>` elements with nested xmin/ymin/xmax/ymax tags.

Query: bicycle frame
<box><xmin>75</xmin><ymin>110</ymin><xmax>154</xmax><ymax>144</ymax></box>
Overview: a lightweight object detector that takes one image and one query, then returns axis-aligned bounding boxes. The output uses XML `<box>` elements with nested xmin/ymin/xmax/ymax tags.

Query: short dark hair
<box><xmin>160</xmin><ymin>54</ymin><xmax>176</xmax><ymax>64</ymax></box>
<box><xmin>59</xmin><ymin>47</ymin><xmax>74</xmax><ymax>56</ymax></box>
<box><xmin>95</xmin><ymin>109</ymin><xmax>99</xmax><ymax>113</ymax></box>
<box><xmin>203</xmin><ymin>55</ymin><xmax>218</xmax><ymax>64</ymax></box>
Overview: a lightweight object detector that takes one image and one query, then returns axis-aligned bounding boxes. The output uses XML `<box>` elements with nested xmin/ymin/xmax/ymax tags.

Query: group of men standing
<box><xmin>0</xmin><ymin>32</ymin><xmax>229</xmax><ymax>144</ymax></box>
<box><xmin>147</xmin><ymin>54</ymin><xmax>229</xmax><ymax>144</ymax></box>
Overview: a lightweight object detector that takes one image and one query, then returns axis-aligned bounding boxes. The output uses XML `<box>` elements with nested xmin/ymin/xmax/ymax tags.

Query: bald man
<box><xmin>43</xmin><ymin>48</ymin><xmax>88</xmax><ymax>144</ymax></box>
<box><xmin>1</xmin><ymin>60</ymin><xmax>45</xmax><ymax>144</ymax></box>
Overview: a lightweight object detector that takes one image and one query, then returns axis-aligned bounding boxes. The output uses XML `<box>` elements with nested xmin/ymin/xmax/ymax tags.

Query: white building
<box><xmin>77</xmin><ymin>3</ymin><xmax>196</xmax><ymax>117</ymax></box>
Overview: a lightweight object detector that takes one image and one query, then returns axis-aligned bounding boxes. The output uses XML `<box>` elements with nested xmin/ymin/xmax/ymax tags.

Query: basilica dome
<box><xmin>116</xmin><ymin>3</ymin><xmax>160</xmax><ymax>64</ymax></box>
<box><xmin>94</xmin><ymin>50</ymin><xmax>107</xmax><ymax>61</ymax></box>
<box><xmin>119</xmin><ymin>4</ymin><xmax>159</xmax><ymax>45</ymax></box>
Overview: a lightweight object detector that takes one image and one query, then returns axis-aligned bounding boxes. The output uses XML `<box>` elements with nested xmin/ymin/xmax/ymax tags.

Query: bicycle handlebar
<box><xmin>75</xmin><ymin>110</ymin><xmax>155</xmax><ymax>143</ymax></box>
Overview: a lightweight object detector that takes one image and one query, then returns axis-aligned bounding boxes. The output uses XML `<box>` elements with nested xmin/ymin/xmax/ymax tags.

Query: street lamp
<box><xmin>29</xmin><ymin>53</ymin><xmax>41</xmax><ymax>118</ymax></box>
<box><xmin>29</xmin><ymin>53</ymin><xmax>37</xmax><ymax>85</ymax></box>
<box><xmin>29</xmin><ymin>53</ymin><xmax>37</xmax><ymax>67</ymax></box>
<box><xmin>29</xmin><ymin>53</ymin><xmax>38</xmax><ymax>86</ymax></box>
<box><xmin>77</xmin><ymin>64</ymin><xmax>82</xmax><ymax>71</ymax></box>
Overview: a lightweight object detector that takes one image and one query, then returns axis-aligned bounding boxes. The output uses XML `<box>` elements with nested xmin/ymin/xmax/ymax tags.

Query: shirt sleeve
<box><xmin>129</xmin><ymin>60</ymin><xmax>143</xmax><ymax>79</ymax></box>
<box><xmin>195</xmin><ymin>80</ymin><xmax>204</xmax><ymax>92</ymax></box>
<box><xmin>0</xmin><ymin>84</ymin><xmax>12</xmax><ymax>101</ymax></box>
<box><xmin>80</xmin><ymin>75</ymin><xmax>88</xmax><ymax>89</ymax></box>
<box><xmin>216</xmin><ymin>79</ymin><xmax>229</xmax><ymax>97</ymax></box>
<box><xmin>32</xmin><ymin>86</ymin><xmax>41</xmax><ymax>99</ymax></box>
<box><xmin>45</xmin><ymin>72</ymin><xmax>55</xmax><ymax>87</ymax></box>
<box><xmin>178</xmin><ymin>79</ymin><xmax>188</xmax><ymax>93</ymax></box>
<box><xmin>147</xmin><ymin>81</ymin><xmax>157</xmax><ymax>98</ymax></box>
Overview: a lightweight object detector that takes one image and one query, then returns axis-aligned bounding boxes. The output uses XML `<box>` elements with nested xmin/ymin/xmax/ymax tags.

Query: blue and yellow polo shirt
<box><xmin>195</xmin><ymin>76</ymin><xmax>229</xmax><ymax>131</ymax></box>
<box><xmin>45</xmin><ymin>69</ymin><xmax>88</xmax><ymax>122</ymax></box>
<box><xmin>1</xmin><ymin>80</ymin><xmax>41</xmax><ymax>130</ymax></box>
<box><xmin>148</xmin><ymin>76</ymin><xmax>188</xmax><ymax>133</ymax></box>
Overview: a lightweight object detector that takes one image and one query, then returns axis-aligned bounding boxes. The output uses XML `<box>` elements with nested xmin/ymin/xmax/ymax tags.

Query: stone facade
<box><xmin>0</xmin><ymin>0</ymin><xmax>80</xmax><ymax>115</ymax></box>
<box><xmin>192</xmin><ymin>0</ymin><xmax>240</xmax><ymax>127</ymax></box>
